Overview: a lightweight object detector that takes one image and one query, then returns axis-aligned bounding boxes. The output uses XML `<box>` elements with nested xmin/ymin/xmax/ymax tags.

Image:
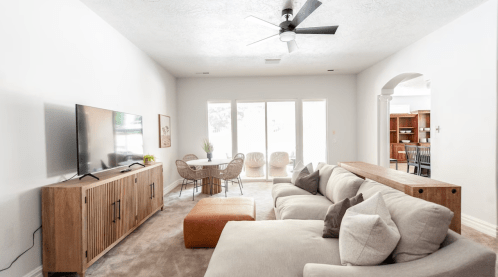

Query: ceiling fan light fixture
<box><xmin>279</xmin><ymin>31</ymin><xmax>296</xmax><ymax>42</ymax></box>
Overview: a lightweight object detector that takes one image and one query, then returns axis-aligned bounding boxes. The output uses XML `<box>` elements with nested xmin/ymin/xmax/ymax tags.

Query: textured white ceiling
<box><xmin>80</xmin><ymin>0</ymin><xmax>486</xmax><ymax>77</ymax></box>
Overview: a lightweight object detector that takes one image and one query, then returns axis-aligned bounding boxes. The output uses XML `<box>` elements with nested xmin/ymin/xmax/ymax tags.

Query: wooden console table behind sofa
<box><xmin>339</xmin><ymin>162</ymin><xmax>461</xmax><ymax>234</ymax></box>
<box><xmin>42</xmin><ymin>163</ymin><xmax>164</xmax><ymax>277</ymax></box>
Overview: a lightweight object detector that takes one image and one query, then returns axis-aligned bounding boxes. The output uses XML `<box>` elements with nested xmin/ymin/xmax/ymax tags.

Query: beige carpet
<box><xmin>51</xmin><ymin>181</ymin><xmax>275</xmax><ymax>277</ymax></box>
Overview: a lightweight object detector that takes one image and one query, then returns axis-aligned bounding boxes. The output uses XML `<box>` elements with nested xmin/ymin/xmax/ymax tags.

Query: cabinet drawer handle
<box><xmin>153</xmin><ymin>182</ymin><xmax>155</xmax><ymax>198</ymax></box>
<box><xmin>112</xmin><ymin>202</ymin><xmax>116</xmax><ymax>223</ymax></box>
<box><xmin>117</xmin><ymin>199</ymin><xmax>121</xmax><ymax>220</ymax></box>
<box><xmin>150</xmin><ymin>184</ymin><xmax>153</xmax><ymax>199</ymax></box>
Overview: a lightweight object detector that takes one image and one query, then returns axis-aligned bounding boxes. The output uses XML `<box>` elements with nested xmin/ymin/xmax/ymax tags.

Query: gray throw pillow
<box><xmin>294</xmin><ymin>169</ymin><xmax>320</xmax><ymax>195</ymax></box>
<box><xmin>322</xmin><ymin>193</ymin><xmax>364</xmax><ymax>238</ymax></box>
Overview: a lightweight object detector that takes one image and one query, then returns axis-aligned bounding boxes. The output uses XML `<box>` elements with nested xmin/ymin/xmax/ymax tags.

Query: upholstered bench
<box><xmin>183</xmin><ymin>197</ymin><xmax>256</xmax><ymax>248</ymax></box>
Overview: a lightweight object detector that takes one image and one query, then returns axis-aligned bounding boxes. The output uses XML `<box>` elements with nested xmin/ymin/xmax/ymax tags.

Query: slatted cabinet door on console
<box><xmin>42</xmin><ymin>163</ymin><xmax>164</xmax><ymax>277</ymax></box>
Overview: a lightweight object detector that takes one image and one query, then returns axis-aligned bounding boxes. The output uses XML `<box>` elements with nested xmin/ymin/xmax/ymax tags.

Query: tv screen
<box><xmin>76</xmin><ymin>104</ymin><xmax>144</xmax><ymax>175</ymax></box>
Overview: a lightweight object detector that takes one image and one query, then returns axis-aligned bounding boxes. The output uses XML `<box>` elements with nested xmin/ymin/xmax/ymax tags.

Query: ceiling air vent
<box><xmin>265</xmin><ymin>59</ymin><xmax>281</xmax><ymax>64</ymax></box>
<box><xmin>195</xmin><ymin>72</ymin><xmax>209</xmax><ymax>75</ymax></box>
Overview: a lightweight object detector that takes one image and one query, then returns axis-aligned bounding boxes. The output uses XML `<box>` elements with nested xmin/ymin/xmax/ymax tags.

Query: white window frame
<box><xmin>206</xmin><ymin>98</ymin><xmax>328</xmax><ymax>181</ymax></box>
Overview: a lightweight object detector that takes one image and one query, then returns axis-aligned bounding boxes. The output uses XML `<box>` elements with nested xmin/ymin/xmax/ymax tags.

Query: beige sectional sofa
<box><xmin>204</xmin><ymin>164</ymin><xmax>496</xmax><ymax>277</ymax></box>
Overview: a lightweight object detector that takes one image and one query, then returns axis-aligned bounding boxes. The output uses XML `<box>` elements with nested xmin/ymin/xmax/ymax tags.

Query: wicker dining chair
<box><xmin>418</xmin><ymin>146</ymin><xmax>431</xmax><ymax>178</ymax></box>
<box><xmin>232</xmin><ymin>153</ymin><xmax>245</xmax><ymax>188</ymax></box>
<box><xmin>211</xmin><ymin>158</ymin><xmax>244</xmax><ymax>197</ymax></box>
<box><xmin>183</xmin><ymin>154</ymin><xmax>202</xmax><ymax>170</ymax></box>
<box><xmin>176</xmin><ymin>160</ymin><xmax>210</xmax><ymax>201</ymax></box>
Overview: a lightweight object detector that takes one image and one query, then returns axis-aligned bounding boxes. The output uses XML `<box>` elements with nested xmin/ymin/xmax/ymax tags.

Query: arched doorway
<box><xmin>378</xmin><ymin>73</ymin><xmax>428</xmax><ymax>168</ymax></box>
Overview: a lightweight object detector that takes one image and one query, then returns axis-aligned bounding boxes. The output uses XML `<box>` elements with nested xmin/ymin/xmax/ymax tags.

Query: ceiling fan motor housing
<box><xmin>281</xmin><ymin>9</ymin><xmax>293</xmax><ymax>22</ymax></box>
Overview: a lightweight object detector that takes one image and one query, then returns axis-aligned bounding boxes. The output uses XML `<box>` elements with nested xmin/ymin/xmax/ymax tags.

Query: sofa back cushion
<box><xmin>317</xmin><ymin>164</ymin><xmax>336</xmax><ymax>196</ymax></box>
<box><xmin>316</xmin><ymin>162</ymin><xmax>327</xmax><ymax>171</ymax></box>
<box><xmin>357</xmin><ymin>180</ymin><xmax>454</xmax><ymax>263</ymax></box>
<box><xmin>325</xmin><ymin>167</ymin><xmax>364</xmax><ymax>203</ymax></box>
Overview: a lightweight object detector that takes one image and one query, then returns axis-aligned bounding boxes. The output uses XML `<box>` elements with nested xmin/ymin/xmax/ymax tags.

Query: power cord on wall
<box><xmin>62</xmin><ymin>173</ymin><xmax>78</xmax><ymax>182</ymax></box>
<box><xmin>0</xmin><ymin>226</ymin><xmax>42</xmax><ymax>273</ymax></box>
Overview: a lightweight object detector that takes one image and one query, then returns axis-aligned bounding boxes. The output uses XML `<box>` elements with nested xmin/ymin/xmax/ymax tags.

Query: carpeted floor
<box><xmin>50</xmin><ymin>181</ymin><xmax>498</xmax><ymax>277</ymax></box>
<box><xmin>51</xmin><ymin>181</ymin><xmax>275</xmax><ymax>277</ymax></box>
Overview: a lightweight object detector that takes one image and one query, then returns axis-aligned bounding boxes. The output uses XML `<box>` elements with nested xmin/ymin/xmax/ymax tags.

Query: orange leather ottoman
<box><xmin>183</xmin><ymin>197</ymin><xmax>256</xmax><ymax>248</ymax></box>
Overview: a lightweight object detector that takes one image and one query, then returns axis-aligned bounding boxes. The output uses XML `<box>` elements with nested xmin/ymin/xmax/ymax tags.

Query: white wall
<box><xmin>390</xmin><ymin>95</ymin><xmax>431</xmax><ymax>112</ymax></box>
<box><xmin>177</xmin><ymin>75</ymin><xmax>357</xmax><ymax>166</ymax></box>
<box><xmin>0</xmin><ymin>0</ymin><xmax>178</xmax><ymax>276</ymax></box>
<box><xmin>356</xmin><ymin>0</ymin><xmax>497</xmax><ymax>226</ymax></box>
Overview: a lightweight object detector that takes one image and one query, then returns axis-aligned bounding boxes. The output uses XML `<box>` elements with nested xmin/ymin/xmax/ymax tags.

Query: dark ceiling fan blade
<box><xmin>290</xmin><ymin>0</ymin><xmax>322</xmax><ymax>28</ymax></box>
<box><xmin>287</xmin><ymin>40</ymin><xmax>298</xmax><ymax>53</ymax></box>
<box><xmin>247</xmin><ymin>34</ymin><xmax>279</xmax><ymax>46</ymax></box>
<box><xmin>295</xmin><ymin>26</ymin><xmax>338</xmax><ymax>35</ymax></box>
<box><xmin>245</xmin><ymin>16</ymin><xmax>281</xmax><ymax>31</ymax></box>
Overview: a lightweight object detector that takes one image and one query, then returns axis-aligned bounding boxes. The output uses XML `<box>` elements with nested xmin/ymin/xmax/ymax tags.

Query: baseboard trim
<box><xmin>462</xmin><ymin>213</ymin><xmax>497</xmax><ymax>238</ymax></box>
<box><xmin>164</xmin><ymin>179</ymin><xmax>182</xmax><ymax>196</ymax></box>
<box><xmin>24</xmin><ymin>266</ymin><xmax>42</xmax><ymax>277</ymax></box>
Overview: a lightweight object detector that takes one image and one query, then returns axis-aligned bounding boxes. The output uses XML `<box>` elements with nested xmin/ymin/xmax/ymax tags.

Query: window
<box><xmin>303</xmin><ymin>100</ymin><xmax>327</xmax><ymax>168</ymax></box>
<box><xmin>208</xmin><ymin>102</ymin><xmax>232</xmax><ymax>159</ymax></box>
<box><xmin>208</xmin><ymin>99</ymin><xmax>327</xmax><ymax>180</ymax></box>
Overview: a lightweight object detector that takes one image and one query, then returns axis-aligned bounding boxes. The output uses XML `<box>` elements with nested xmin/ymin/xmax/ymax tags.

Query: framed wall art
<box><xmin>159</xmin><ymin>114</ymin><xmax>171</xmax><ymax>148</ymax></box>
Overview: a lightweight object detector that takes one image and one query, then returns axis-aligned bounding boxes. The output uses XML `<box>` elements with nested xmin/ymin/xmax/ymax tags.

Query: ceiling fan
<box><xmin>246</xmin><ymin>0</ymin><xmax>338</xmax><ymax>53</ymax></box>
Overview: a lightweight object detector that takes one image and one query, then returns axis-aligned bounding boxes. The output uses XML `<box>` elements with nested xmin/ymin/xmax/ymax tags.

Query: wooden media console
<box><xmin>42</xmin><ymin>163</ymin><xmax>164</xmax><ymax>277</ymax></box>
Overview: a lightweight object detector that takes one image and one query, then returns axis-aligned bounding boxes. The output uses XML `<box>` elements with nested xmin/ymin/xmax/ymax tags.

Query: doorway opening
<box><xmin>378</xmin><ymin>73</ymin><xmax>432</xmax><ymax>177</ymax></box>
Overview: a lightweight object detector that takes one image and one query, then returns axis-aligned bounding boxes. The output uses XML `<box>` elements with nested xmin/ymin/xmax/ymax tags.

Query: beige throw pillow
<box><xmin>357</xmin><ymin>180</ymin><xmax>454</xmax><ymax>263</ymax></box>
<box><xmin>291</xmin><ymin>162</ymin><xmax>313</xmax><ymax>184</ymax></box>
<box><xmin>325</xmin><ymin>167</ymin><xmax>364</xmax><ymax>203</ymax></box>
<box><xmin>339</xmin><ymin>192</ymin><xmax>400</xmax><ymax>266</ymax></box>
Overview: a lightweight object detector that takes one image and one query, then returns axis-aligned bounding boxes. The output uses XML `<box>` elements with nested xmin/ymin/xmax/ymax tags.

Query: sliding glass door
<box><xmin>237</xmin><ymin>102</ymin><xmax>266</xmax><ymax>179</ymax></box>
<box><xmin>267</xmin><ymin>101</ymin><xmax>296</xmax><ymax>178</ymax></box>
<box><xmin>209</xmin><ymin>99</ymin><xmax>327</xmax><ymax>180</ymax></box>
<box><xmin>237</xmin><ymin>101</ymin><xmax>296</xmax><ymax>180</ymax></box>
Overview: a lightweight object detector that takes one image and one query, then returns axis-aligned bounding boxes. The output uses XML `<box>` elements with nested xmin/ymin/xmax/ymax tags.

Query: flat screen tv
<box><xmin>76</xmin><ymin>104</ymin><xmax>144</xmax><ymax>177</ymax></box>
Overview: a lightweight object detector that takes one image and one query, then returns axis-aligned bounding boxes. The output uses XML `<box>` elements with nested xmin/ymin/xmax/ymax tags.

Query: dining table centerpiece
<box><xmin>202</xmin><ymin>139</ymin><xmax>214</xmax><ymax>162</ymax></box>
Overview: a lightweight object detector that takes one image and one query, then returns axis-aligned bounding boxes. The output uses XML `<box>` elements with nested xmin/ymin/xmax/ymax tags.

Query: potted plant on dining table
<box><xmin>202</xmin><ymin>139</ymin><xmax>214</xmax><ymax>162</ymax></box>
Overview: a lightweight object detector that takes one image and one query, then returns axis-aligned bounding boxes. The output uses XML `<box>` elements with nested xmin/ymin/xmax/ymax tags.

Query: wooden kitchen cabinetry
<box><xmin>390</xmin><ymin>111</ymin><xmax>431</xmax><ymax>162</ymax></box>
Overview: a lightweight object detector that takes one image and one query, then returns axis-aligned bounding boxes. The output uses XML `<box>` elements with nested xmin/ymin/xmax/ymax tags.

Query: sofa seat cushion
<box><xmin>276</xmin><ymin>195</ymin><xmax>333</xmax><ymax>220</ymax></box>
<box><xmin>357</xmin><ymin>179</ymin><xmax>454</xmax><ymax>263</ymax></box>
<box><xmin>272</xmin><ymin>183</ymin><xmax>312</xmax><ymax>207</ymax></box>
<box><xmin>204</xmin><ymin>220</ymin><xmax>341</xmax><ymax>277</ymax></box>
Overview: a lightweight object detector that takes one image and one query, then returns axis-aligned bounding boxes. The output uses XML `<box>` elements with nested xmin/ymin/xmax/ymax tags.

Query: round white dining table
<box><xmin>185</xmin><ymin>158</ymin><xmax>232</xmax><ymax>194</ymax></box>
<box><xmin>185</xmin><ymin>158</ymin><xmax>231</xmax><ymax>167</ymax></box>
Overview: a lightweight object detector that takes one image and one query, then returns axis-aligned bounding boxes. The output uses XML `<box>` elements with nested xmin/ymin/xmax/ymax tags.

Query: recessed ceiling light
<box><xmin>265</xmin><ymin>59</ymin><xmax>281</xmax><ymax>64</ymax></box>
